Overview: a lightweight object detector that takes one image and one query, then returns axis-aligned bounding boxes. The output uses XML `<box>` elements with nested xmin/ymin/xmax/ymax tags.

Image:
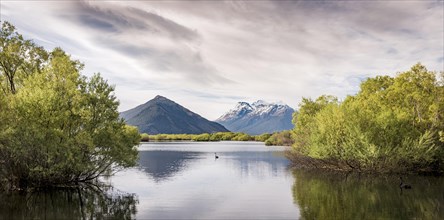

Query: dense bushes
<box><xmin>140</xmin><ymin>132</ymin><xmax>257</xmax><ymax>142</ymax></box>
<box><xmin>254</xmin><ymin>133</ymin><xmax>273</xmax><ymax>142</ymax></box>
<box><xmin>265</xmin><ymin>131</ymin><xmax>294</xmax><ymax>146</ymax></box>
<box><xmin>0</xmin><ymin>22</ymin><xmax>140</xmax><ymax>190</ymax></box>
<box><xmin>141</xmin><ymin>131</ymin><xmax>295</xmax><ymax>146</ymax></box>
<box><xmin>289</xmin><ymin>64</ymin><xmax>444</xmax><ymax>173</ymax></box>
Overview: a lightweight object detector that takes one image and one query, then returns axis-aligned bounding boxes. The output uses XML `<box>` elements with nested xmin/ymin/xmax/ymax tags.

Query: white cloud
<box><xmin>1</xmin><ymin>0</ymin><xmax>442</xmax><ymax>120</ymax></box>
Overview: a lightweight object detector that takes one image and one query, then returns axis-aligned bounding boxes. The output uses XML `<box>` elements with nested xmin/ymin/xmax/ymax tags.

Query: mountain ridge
<box><xmin>216</xmin><ymin>100</ymin><xmax>294</xmax><ymax>135</ymax></box>
<box><xmin>120</xmin><ymin>95</ymin><xmax>229</xmax><ymax>134</ymax></box>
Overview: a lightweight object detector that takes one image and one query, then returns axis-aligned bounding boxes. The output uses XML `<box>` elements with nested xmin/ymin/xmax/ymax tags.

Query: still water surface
<box><xmin>111</xmin><ymin>141</ymin><xmax>297</xmax><ymax>219</ymax></box>
<box><xmin>0</xmin><ymin>141</ymin><xmax>443</xmax><ymax>219</ymax></box>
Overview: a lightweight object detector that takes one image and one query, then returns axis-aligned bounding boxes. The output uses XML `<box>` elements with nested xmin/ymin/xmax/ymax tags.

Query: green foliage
<box><xmin>290</xmin><ymin>63</ymin><xmax>444</xmax><ymax>173</ymax></box>
<box><xmin>0</xmin><ymin>21</ymin><xmax>48</xmax><ymax>94</ymax></box>
<box><xmin>264</xmin><ymin>131</ymin><xmax>294</xmax><ymax>146</ymax></box>
<box><xmin>147</xmin><ymin>133</ymin><xmax>193</xmax><ymax>141</ymax></box>
<box><xmin>0</xmin><ymin>22</ymin><xmax>140</xmax><ymax>190</ymax></box>
<box><xmin>291</xmin><ymin>95</ymin><xmax>339</xmax><ymax>155</ymax></box>
<box><xmin>209</xmin><ymin>132</ymin><xmax>226</xmax><ymax>141</ymax></box>
<box><xmin>192</xmin><ymin>133</ymin><xmax>212</xmax><ymax>141</ymax></box>
<box><xmin>231</xmin><ymin>133</ymin><xmax>253</xmax><ymax>141</ymax></box>
<box><xmin>142</xmin><ymin>132</ymin><xmax>260</xmax><ymax>142</ymax></box>
<box><xmin>140</xmin><ymin>133</ymin><xmax>150</xmax><ymax>142</ymax></box>
<box><xmin>218</xmin><ymin>132</ymin><xmax>238</xmax><ymax>140</ymax></box>
<box><xmin>255</xmin><ymin>133</ymin><xmax>272</xmax><ymax>142</ymax></box>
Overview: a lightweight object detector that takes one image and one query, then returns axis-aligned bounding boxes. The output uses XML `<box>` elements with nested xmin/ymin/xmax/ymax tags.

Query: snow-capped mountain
<box><xmin>216</xmin><ymin>100</ymin><xmax>295</xmax><ymax>135</ymax></box>
<box><xmin>216</xmin><ymin>102</ymin><xmax>254</xmax><ymax>122</ymax></box>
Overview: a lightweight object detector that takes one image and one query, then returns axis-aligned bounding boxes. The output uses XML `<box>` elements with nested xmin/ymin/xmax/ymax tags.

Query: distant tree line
<box><xmin>140</xmin><ymin>131</ymin><xmax>294</xmax><ymax>146</ymax></box>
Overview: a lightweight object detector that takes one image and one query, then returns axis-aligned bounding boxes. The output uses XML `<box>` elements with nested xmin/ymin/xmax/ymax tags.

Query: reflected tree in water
<box><xmin>0</xmin><ymin>184</ymin><xmax>138</xmax><ymax>219</ymax></box>
<box><xmin>292</xmin><ymin>170</ymin><xmax>443</xmax><ymax>220</ymax></box>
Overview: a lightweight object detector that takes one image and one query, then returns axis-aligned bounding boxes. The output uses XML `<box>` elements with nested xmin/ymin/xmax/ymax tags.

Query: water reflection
<box><xmin>0</xmin><ymin>185</ymin><xmax>138</xmax><ymax>219</ymax></box>
<box><xmin>5</xmin><ymin>141</ymin><xmax>441</xmax><ymax>220</ymax></box>
<box><xmin>292</xmin><ymin>170</ymin><xmax>444</xmax><ymax>220</ymax></box>
<box><xmin>111</xmin><ymin>142</ymin><xmax>298</xmax><ymax>219</ymax></box>
<box><xmin>137</xmin><ymin>149</ymin><xmax>290</xmax><ymax>182</ymax></box>
<box><xmin>223</xmin><ymin>151</ymin><xmax>290</xmax><ymax>178</ymax></box>
<box><xmin>138</xmin><ymin>150</ymin><xmax>204</xmax><ymax>182</ymax></box>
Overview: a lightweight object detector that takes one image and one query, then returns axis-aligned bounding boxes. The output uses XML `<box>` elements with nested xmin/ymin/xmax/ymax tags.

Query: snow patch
<box><xmin>217</xmin><ymin>100</ymin><xmax>293</xmax><ymax>122</ymax></box>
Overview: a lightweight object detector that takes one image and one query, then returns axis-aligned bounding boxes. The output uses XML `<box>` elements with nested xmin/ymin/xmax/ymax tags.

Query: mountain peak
<box><xmin>236</xmin><ymin>101</ymin><xmax>253</xmax><ymax>109</ymax></box>
<box><xmin>252</xmin><ymin>100</ymin><xmax>288</xmax><ymax>107</ymax></box>
<box><xmin>120</xmin><ymin>96</ymin><xmax>228</xmax><ymax>134</ymax></box>
<box><xmin>153</xmin><ymin>95</ymin><xmax>169</xmax><ymax>101</ymax></box>
<box><xmin>216</xmin><ymin>100</ymin><xmax>294</xmax><ymax>135</ymax></box>
<box><xmin>252</xmin><ymin>100</ymin><xmax>268</xmax><ymax>106</ymax></box>
<box><xmin>217</xmin><ymin>102</ymin><xmax>253</xmax><ymax>122</ymax></box>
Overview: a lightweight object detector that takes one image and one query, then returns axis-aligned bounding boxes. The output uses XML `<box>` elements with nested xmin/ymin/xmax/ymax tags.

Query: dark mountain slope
<box><xmin>120</xmin><ymin>95</ymin><xmax>228</xmax><ymax>134</ymax></box>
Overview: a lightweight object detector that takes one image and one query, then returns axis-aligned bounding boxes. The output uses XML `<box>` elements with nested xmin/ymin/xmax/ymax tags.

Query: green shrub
<box><xmin>289</xmin><ymin>64</ymin><xmax>444</xmax><ymax>173</ymax></box>
<box><xmin>192</xmin><ymin>133</ymin><xmax>211</xmax><ymax>141</ymax></box>
<box><xmin>0</xmin><ymin>22</ymin><xmax>139</xmax><ymax>190</ymax></box>
<box><xmin>264</xmin><ymin>131</ymin><xmax>294</xmax><ymax>146</ymax></box>
<box><xmin>255</xmin><ymin>133</ymin><xmax>272</xmax><ymax>142</ymax></box>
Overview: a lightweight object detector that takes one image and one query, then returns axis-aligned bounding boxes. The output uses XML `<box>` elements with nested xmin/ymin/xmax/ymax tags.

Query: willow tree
<box><xmin>0</xmin><ymin>22</ymin><xmax>140</xmax><ymax>190</ymax></box>
<box><xmin>290</xmin><ymin>64</ymin><xmax>444</xmax><ymax>173</ymax></box>
<box><xmin>0</xmin><ymin>21</ymin><xmax>48</xmax><ymax>94</ymax></box>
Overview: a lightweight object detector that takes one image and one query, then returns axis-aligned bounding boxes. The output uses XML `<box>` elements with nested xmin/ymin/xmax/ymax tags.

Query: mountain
<box><xmin>120</xmin><ymin>95</ymin><xmax>229</xmax><ymax>134</ymax></box>
<box><xmin>216</xmin><ymin>100</ymin><xmax>294</xmax><ymax>135</ymax></box>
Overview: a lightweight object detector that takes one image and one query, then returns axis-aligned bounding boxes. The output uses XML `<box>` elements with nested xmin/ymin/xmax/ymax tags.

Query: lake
<box><xmin>0</xmin><ymin>141</ymin><xmax>443</xmax><ymax>219</ymax></box>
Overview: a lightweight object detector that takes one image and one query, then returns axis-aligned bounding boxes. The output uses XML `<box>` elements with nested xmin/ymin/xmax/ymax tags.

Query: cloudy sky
<box><xmin>1</xmin><ymin>0</ymin><xmax>443</xmax><ymax>120</ymax></box>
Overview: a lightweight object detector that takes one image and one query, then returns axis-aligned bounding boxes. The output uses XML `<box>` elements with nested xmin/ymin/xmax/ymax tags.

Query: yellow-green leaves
<box><xmin>0</xmin><ymin>21</ymin><xmax>48</xmax><ymax>94</ymax></box>
<box><xmin>290</xmin><ymin>64</ymin><xmax>444</xmax><ymax>173</ymax></box>
<box><xmin>0</xmin><ymin>22</ymin><xmax>140</xmax><ymax>190</ymax></box>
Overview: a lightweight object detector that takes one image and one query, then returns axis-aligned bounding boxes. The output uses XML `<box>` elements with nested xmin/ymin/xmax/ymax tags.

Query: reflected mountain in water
<box><xmin>292</xmin><ymin>170</ymin><xmax>444</xmax><ymax>220</ymax></box>
<box><xmin>128</xmin><ymin>143</ymin><xmax>296</xmax><ymax>219</ymax></box>
<box><xmin>138</xmin><ymin>150</ymin><xmax>204</xmax><ymax>182</ymax></box>
<box><xmin>137</xmin><ymin>149</ymin><xmax>290</xmax><ymax>182</ymax></box>
<box><xmin>0</xmin><ymin>185</ymin><xmax>138</xmax><ymax>219</ymax></box>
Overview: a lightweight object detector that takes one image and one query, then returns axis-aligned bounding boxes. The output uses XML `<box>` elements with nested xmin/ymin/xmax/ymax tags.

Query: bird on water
<box><xmin>214</xmin><ymin>153</ymin><xmax>219</xmax><ymax>159</ymax></box>
<box><xmin>399</xmin><ymin>177</ymin><xmax>412</xmax><ymax>189</ymax></box>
